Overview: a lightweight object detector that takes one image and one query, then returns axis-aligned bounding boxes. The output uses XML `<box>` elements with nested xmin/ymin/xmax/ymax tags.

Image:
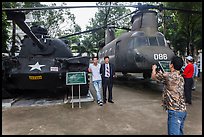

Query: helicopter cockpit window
<box><xmin>148</xmin><ymin>37</ymin><xmax>158</xmax><ymax>46</ymax></box>
<box><xmin>156</xmin><ymin>32</ymin><xmax>166</xmax><ymax>46</ymax></box>
<box><xmin>157</xmin><ymin>36</ymin><xmax>165</xmax><ymax>46</ymax></box>
<box><xmin>134</xmin><ymin>36</ymin><xmax>148</xmax><ymax>47</ymax></box>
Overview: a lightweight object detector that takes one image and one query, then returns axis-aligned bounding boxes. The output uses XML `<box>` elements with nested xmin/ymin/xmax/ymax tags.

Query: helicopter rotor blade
<box><xmin>2</xmin><ymin>4</ymin><xmax>201</xmax><ymax>14</ymax></box>
<box><xmin>2</xmin><ymin>5</ymin><xmax>137</xmax><ymax>12</ymax></box>
<box><xmin>59</xmin><ymin>10</ymin><xmax>135</xmax><ymax>39</ymax></box>
<box><xmin>161</xmin><ymin>6</ymin><xmax>202</xmax><ymax>14</ymax></box>
<box><xmin>59</xmin><ymin>26</ymin><xmax>131</xmax><ymax>39</ymax></box>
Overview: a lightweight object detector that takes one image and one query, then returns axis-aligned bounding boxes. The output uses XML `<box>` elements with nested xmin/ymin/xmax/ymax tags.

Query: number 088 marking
<box><xmin>153</xmin><ymin>54</ymin><xmax>168</xmax><ymax>60</ymax></box>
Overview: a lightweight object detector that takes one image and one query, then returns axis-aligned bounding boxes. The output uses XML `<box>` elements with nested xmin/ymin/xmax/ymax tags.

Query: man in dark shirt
<box><xmin>100</xmin><ymin>56</ymin><xmax>115</xmax><ymax>104</ymax></box>
<box><xmin>151</xmin><ymin>56</ymin><xmax>187</xmax><ymax>135</ymax></box>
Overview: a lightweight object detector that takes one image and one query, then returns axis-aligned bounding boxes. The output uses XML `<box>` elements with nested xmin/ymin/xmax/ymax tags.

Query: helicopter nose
<box><xmin>137</xmin><ymin>46</ymin><xmax>174</xmax><ymax>62</ymax></box>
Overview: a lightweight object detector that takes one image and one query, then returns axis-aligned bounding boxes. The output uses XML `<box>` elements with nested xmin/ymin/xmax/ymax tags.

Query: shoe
<box><xmin>99</xmin><ymin>102</ymin><xmax>103</xmax><ymax>106</ymax></box>
<box><xmin>103</xmin><ymin>101</ymin><xmax>106</xmax><ymax>104</ymax></box>
<box><xmin>108</xmin><ymin>100</ymin><xmax>114</xmax><ymax>103</ymax></box>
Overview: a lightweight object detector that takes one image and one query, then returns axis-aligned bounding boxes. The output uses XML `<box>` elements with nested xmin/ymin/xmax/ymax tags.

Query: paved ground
<box><xmin>2</xmin><ymin>74</ymin><xmax>202</xmax><ymax>135</ymax></box>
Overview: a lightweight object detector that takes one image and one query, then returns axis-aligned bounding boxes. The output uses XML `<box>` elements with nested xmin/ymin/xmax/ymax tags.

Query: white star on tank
<box><xmin>28</xmin><ymin>62</ymin><xmax>45</xmax><ymax>71</ymax></box>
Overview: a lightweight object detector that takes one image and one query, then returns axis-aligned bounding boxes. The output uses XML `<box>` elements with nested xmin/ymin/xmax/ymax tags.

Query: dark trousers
<box><xmin>184</xmin><ymin>78</ymin><xmax>193</xmax><ymax>104</ymax></box>
<box><xmin>102</xmin><ymin>77</ymin><xmax>113</xmax><ymax>102</ymax></box>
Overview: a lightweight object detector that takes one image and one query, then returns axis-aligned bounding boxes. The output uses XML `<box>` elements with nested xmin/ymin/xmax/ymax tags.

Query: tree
<box><xmin>2</xmin><ymin>2</ymin><xmax>22</xmax><ymax>53</ymax></box>
<box><xmin>2</xmin><ymin>2</ymin><xmax>82</xmax><ymax>55</ymax></box>
<box><xmin>81</xmin><ymin>2</ymin><xmax>132</xmax><ymax>57</ymax></box>
<box><xmin>163</xmin><ymin>2</ymin><xmax>202</xmax><ymax>57</ymax></box>
<box><xmin>23</xmin><ymin>2</ymin><xmax>80</xmax><ymax>37</ymax></box>
<box><xmin>2</xmin><ymin>11</ymin><xmax>9</xmax><ymax>53</ymax></box>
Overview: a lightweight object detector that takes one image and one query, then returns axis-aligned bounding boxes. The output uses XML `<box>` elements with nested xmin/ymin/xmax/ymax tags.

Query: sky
<box><xmin>41</xmin><ymin>2</ymin><xmax>98</xmax><ymax>31</ymax></box>
<box><xmin>41</xmin><ymin>2</ymin><xmax>135</xmax><ymax>31</ymax></box>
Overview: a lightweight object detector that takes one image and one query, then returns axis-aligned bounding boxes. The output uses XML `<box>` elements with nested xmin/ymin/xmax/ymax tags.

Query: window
<box><xmin>134</xmin><ymin>37</ymin><xmax>148</xmax><ymax>47</ymax></box>
<box><xmin>156</xmin><ymin>32</ymin><xmax>166</xmax><ymax>47</ymax></box>
<box><xmin>128</xmin><ymin>39</ymin><xmax>134</xmax><ymax>49</ymax></box>
<box><xmin>148</xmin><ymin>37</ymin><xmax>158</xmax><ymax>46</ymax></box>
<box><xmin>157</xmin><ymin>36</ymin><xmax>165</xmax><ymax>46</ymax></box>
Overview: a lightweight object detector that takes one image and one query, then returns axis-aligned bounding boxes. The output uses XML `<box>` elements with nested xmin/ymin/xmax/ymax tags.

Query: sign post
<box><xmin>66</xmin><ymin>72</ymin><xmax>86</xmax><ymax>108</ymax></box>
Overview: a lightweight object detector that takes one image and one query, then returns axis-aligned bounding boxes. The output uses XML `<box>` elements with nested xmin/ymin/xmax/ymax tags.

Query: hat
<box><xmin>186</xmin><ymin>56</ymin><xmax>193</xmax><ymax>61</ymax></box>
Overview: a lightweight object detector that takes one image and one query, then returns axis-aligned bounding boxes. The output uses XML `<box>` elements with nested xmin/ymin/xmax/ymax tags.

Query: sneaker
<box><xmin>99</xmin><ymin>102</ymin><xmax>103</xmax><ymax>106</ymax></box>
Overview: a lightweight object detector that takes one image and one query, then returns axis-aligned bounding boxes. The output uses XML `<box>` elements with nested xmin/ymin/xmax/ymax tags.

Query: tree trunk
<box><xmin>11</xmin><ymin>21</ymin><xmax>16</xmax><ymax>56</ymax></box>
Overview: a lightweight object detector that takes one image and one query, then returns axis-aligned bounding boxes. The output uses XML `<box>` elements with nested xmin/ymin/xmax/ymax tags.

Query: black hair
<box><xmin>171</xmin><ymin>56</ymin><xmax>183</xmax><ymax>71</ymax></box>
<box><xmin>104</xmin><ymin>56</ymin><xmax>109</xmax><ymax>60</ymax></box>
<box><xmin>92</xmin><ymin>56</ymin><xmax>98</xmax><ymax>60</ymax></box>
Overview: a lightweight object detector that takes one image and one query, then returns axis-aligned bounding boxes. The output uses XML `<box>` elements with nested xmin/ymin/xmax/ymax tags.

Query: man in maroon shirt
<box><xmin>183</xmin><ymin>56</ymin><xmax>194</xmax><ymax>105</ymax></box>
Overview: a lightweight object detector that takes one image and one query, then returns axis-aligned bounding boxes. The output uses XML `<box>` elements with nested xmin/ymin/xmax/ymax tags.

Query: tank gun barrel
<box><xmin>5</xmin><ymin>11</ymin><xmax>45</xmax><ymax>50</ymax></box>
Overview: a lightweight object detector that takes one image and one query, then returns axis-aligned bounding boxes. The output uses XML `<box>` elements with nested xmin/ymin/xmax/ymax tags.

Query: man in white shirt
<box><xmin>88</xmin><ymin>57</ymin><xmax>103</xmax><ymax>106</ymax></box>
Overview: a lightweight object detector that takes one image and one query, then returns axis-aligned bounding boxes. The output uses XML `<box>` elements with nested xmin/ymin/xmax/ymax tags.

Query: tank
<box><xmin>2</xmin><ymin>11</ymin><xmax>90</xmax><ymax>98</ymax></box>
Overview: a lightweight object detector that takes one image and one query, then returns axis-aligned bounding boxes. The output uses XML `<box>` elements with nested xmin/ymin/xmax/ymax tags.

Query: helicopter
<box><xmin>2</xmin><ymin>3</ymin><xmax>201</xmax><ymax>98</ymax></box>
<box><xmin>98</xmin><ymin>4</ymin><xmax>174</xmax><ymax>79</ymax></box>
<box><xmin>56</xmin><ymin>3</ymin><xmax>202</xmax><ymax>79</ymax></box>
<box><xmin>97</xmin><ymin>4</ymin><xmax>202</xmax><ymax>79</ymax></box>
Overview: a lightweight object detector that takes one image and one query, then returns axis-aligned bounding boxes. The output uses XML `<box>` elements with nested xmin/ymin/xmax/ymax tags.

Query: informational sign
<box><xmin>66</xmin><ymin>72</ymin><xmax>86</xmax><ymax>85</ymax></box>
<box><xmin>158</xmin><ymin>61</ymin><xmax>171</xmax><ymax>72</ymax></box>
<box><xmin>50</xmin><ymin>67</ymin><xmax>59</xmax><ymax>72</ymax></box>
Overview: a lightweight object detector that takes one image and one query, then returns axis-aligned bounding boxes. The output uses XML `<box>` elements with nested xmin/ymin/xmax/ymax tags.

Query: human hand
<box><xmin>88</xmin><ymin>68</ymin><xmax>92</xmax><ymax>73</ymax></box>
<box><xmin>152</xmin><ymin>64</ymin><xmax>157</xmax><ymax>70</ymax></box>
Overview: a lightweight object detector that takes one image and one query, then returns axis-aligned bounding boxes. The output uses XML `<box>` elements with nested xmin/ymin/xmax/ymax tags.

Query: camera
<box><xmin>156</xmin><ymin>64</ymin><xmax>163</xmax><ymax>73</ymax></box>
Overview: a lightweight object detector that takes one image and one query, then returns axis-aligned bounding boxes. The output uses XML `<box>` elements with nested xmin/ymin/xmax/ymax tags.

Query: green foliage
<box><xmin>2</xmin><ymin>11</ymin><xmax>9</xmax><ymax>52</ymax></box>
<box><xmin>22</xmin><ymin>2</ymin><xmax>79</xmax><ymax>37</ymax></box>
<box><xmin>2</xmin><ymin>2</ymin><xmax>82</xmax><ymax>54</ymax></box>
<box><xmin>2</xmin><ymin>2</ymin><xmax>19</xmax><ymax>53</ymax></box>
<box><xmin>162</xmin><ymin>2</ymin><xmax>202</xmax><ymax>57</ymax></box>
<box><xmin>81</xmin><ymin>2</ymin><xmax>131</xmax><ymax>56</ymax></box>
<box><xmin>115</xmin><ymin>29</ymin><xmax>127</xmax><ymax>38</ymax></box>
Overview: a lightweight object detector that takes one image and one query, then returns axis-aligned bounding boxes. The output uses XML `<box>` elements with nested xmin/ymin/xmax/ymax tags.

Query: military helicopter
<box><xmin>97</xmin><ymin>4</ymin><xmax>202</xmax><ymax>78</ymax></box>
<box><xmin>57</xmin><ymin>3</ymin><xmax>202</xmax><ymax>79</ymax></box>
<box><xmin>2</xmin><ymin>3</ymin><xmax>201</xmax><ymax>98</ymax></box>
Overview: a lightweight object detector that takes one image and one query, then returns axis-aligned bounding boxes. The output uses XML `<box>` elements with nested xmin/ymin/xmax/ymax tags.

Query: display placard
<box><xmin>66</xmin><ymin>72</ymin><xmax>86</xmax><ymax>85</ymax></box>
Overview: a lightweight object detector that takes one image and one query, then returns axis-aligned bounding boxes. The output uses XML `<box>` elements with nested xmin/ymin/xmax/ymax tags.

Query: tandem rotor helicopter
<box><xmin>2</xmin><ymin>3</ymin><xmax>201</xmax><ymax>98</ymax></box>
